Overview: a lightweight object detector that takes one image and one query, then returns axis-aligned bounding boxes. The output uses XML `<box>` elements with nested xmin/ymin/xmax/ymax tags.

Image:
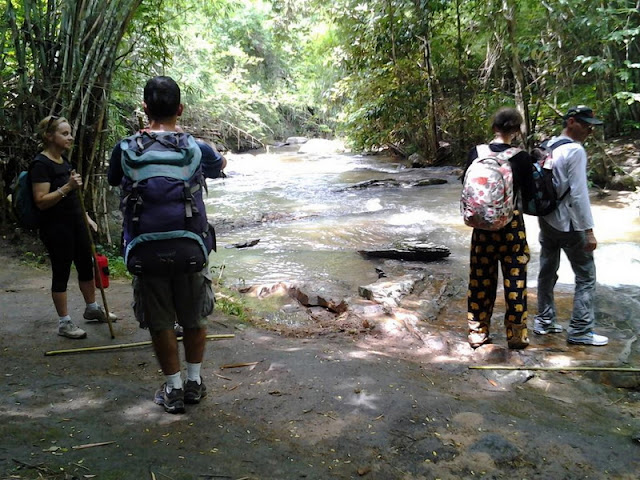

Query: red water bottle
<box><xmin>95</xmin><ymin>254</ymin><xmax>110</xmax><ymax>288</ymax></box>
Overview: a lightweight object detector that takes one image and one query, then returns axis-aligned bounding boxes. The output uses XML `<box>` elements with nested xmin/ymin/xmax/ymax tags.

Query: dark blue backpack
<box><xmin>11</xmin><ymin>162</ymin><xmax>41</xmax><ymax>230</ymax></box>
<box><xmin>524</xmin><ymin>138</ymin><xmax>573</xmax><ymax>216</ymax></box>
<box><xmin>120</xmin><ymin>131</ymin><xmax>215</xmax><ymax>276</ymax></box>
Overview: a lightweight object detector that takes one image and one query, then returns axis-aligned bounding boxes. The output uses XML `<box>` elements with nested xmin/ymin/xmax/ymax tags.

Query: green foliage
<box><xmin>20</xmin><ymin>250</ymin><xmax>48</xmax><ymax>268</ymax></box>
<box><xmin>329</xmin><ymin>0</ymin><xmax>639</xmax><ymax>158</ymax></box>
<box><xmin>106</xmin><ymin>0</ymin><xmax>342</xmax><ymax>145</ymax></box>
<box><xmin>216</xmin><ymin>294</ymin><xmax>251</xmax><ymax>321</ymax></box>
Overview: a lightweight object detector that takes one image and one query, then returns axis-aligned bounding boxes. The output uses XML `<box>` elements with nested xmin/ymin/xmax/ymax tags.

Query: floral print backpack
<box><xmin>460</xmin><ymin>145</ymin><xmax>519</xmax><ymax>231</ymax></box>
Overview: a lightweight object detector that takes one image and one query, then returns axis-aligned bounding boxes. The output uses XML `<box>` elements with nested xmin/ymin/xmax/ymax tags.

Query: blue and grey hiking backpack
<box><xmin>120</xmin><ymin>131</ymin><xmax>215</xmax><ymax>276</ymax></box>
<box><xmin>10</xmin><ymin>161</ymin><xmax>42</xmax><ymax>230</ymax></box>
<box><xmin>523</xmin><ymin>138</ymin><xmax>573</xmax><ymax>216</ymax></box>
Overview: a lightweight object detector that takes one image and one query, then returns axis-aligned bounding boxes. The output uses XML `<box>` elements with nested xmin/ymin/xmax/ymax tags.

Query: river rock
<box><xmin>409</xmin><ymin>152</ymin><xmax>428</xmax><ymax>167</ymax></box>
<box><xmin>341</xmin><ymin>178</ymin><xmax>447</xmax><ymax>191</ymax></box>
<box><xmin>288</xmin><ymin>285</ymin><xmax>348</xmax><ymax>313</ymax></box>
<box><xmin>359</xmin><ymin>274</ymin><xmax>423</xmax><ymax>308</ymax></box>
<box><xmin>344</xmin><ymin>178</ymin><xmax>402</xmax><ymax>190</ymax></box>
<box><xmin>359</xmin><ymin>240</ymin><xmax>450</xmax><ymax>262</ymax></box>
<box><xmin>225</xmin><ymin>239</ymin><xmax>260</xmax><ymax>249</ymax></box>
<box><xmin>238</xmin><ymin>282</ymin><xmax>292</xmax><ymax>298</ymax></box>
<box><xmin>411</xmin><ymin>178</ymin><xmax>447</xmax><ymax>187</ymax></box>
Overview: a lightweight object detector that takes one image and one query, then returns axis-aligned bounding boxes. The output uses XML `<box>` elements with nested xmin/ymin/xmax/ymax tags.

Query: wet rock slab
<box><xmin>359</xmin><ymin>240</ymin><xmax>451</xmax><ymax>262</ymax></box>
<box><xmin>339</xmin><ymin>177</ymin><xmax>447</xmax><ymax>191</ymax></box>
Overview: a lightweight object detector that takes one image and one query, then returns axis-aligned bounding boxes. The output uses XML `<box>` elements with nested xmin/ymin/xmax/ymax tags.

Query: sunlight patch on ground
<box><xmin>4</xmin><ymin>392</ymin><xmax>109</xmax><ymax>420</ymax></box>
<box><xmin>345</xmin><ymin>391</ymin><xmax>379</xmax><ymax>411</ymax></box>
<box><xmin>346</xmin><ymin>350</ymin><xmax>380</xmax><ymax>360</ymax></box>
<box><xmin>543</xmin><ymin>354</ymin><xmax>578</xmax><ymax>367</ymax></box>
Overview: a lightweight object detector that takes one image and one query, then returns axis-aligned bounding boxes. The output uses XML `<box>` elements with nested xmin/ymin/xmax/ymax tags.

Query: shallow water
<box><xmin>205</xmin><ymin>147</ymin><xmax>640</xmax><ymax>294</ymax></box>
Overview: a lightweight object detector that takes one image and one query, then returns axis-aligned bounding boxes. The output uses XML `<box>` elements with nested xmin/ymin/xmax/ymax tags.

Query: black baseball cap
<box><xmin>564</xmin><ymin>105</ymin><xmax>603</xmax><ymax>125</ymax></box>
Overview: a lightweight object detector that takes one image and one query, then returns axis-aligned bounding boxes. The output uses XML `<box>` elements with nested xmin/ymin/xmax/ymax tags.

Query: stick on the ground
<box><xmin>72</xmin><ymin>441</ymin><xmax>116</xmax><ymax>450</ymax></box>
<box><xmin>220</xmin><ymin>361</ymin><xmax>261</xmax><ymax>369</ymax></box>
<box><xmin>469</xmin><ymin>365</ymin><xmax>640</xmax><ymax>372</ymax></box>
<box><xmin>44</xmin><ymin>334</ymin><xmax>234</xmax><ymax>356</ymax></box>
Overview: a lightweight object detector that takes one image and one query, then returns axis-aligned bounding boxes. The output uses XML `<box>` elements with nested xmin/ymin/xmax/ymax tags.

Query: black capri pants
<box><xmin>40</xmin><ymin>215</ymin><xmax>94</xmax><ymax>293</ymax></box>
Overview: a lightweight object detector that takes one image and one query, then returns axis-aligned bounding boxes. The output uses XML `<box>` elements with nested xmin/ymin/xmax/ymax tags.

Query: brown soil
<box><xmin>0</xmin><ymin>227</ymin><xmax>639</xmax><ymax>480</ymax></box>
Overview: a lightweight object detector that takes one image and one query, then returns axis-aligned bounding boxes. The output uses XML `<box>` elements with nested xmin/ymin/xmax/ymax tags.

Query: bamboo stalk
<box><xmin>469</xmin><ymin>365</ymin><xmax>640</xmax><ymax>372</ymax></box>
<box><xmin>44</xmin><ymin>334</ymin><xmax>235</xmax><ymax>356</ymax></box>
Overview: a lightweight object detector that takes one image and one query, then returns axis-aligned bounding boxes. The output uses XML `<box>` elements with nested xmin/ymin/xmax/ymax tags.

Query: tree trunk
<box><xmin>421</xmin><ymin>13</ymin><xmax>439</xmax><ymax>158</ymax></box>
<box><xmin>502</xmin><ymin>0</ymin><xmax>531</xmax><ymax>147</ymax></box>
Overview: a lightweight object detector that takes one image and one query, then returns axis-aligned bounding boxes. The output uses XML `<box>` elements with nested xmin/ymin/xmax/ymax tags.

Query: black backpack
<box><xmin>523</xmin><ymin>139</ymin><xmax>573</xmax><ymax>216</ymax></box>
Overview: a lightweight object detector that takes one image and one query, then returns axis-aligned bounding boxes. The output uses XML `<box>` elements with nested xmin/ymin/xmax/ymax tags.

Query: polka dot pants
<box><xmin>467</xmin><ymin>212</ymin><xmax>530</xmax><ymax>348</ymax></box>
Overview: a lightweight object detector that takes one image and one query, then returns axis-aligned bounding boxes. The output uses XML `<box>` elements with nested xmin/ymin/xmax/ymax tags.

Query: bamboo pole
<box><xmin>469</xmin><ymin>365</ymin><xmax>640</xmax><ymax>372</ymax></box>
<box><xmin>77</xmin><ymin>190</ymin><xmax>115</xmax><ymax>339</ymax></box>
<box><xmin>44</xmin><ymin>334</ymin><xmax>235</xmax><ymax>356</ymax></box>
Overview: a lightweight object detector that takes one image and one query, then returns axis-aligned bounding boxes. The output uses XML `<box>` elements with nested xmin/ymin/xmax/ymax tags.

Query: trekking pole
<box><xmin>77</xmin><ymin>181</ymin><xmax>115</xmax><ymax>339</ymax></box>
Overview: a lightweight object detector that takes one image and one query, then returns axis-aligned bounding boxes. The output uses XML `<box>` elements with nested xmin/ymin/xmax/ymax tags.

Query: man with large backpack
<box><xmin>533</xmin><ymin>106</ymin><xmax>607</xmax><ymax>346</ymax></box>
<box><xmin>108</xmin><ymin>76</ymin><xmax>226</xmax><ymax>413</ymax></box>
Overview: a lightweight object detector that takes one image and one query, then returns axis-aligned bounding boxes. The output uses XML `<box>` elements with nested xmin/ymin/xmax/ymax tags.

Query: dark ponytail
<box><xmin>491</xmin><ymin>107</ymin><xmax>523</xmax><ymax>134</ymax></box>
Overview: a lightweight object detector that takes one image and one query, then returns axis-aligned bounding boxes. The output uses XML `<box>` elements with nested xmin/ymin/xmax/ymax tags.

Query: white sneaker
<box><xmin>83</xmin><ymin>304</ymin><xmax>118</xmax><ymax>323</ymax></box>
<box><xmin>567</xmin><ymin>332</ymin><xmax>608</xmax><ymax>346</ymax></box>
<box><xmin>58</xmin><ymin>321</ymin><xmax>87</xmax><ymax>339</ymax></box>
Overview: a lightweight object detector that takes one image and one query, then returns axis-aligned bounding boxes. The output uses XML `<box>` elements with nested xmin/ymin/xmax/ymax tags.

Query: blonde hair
<box><xmin>37</xmin><ymin>115</ymin><xmax>69</xmax><ymax>146</ymax></box>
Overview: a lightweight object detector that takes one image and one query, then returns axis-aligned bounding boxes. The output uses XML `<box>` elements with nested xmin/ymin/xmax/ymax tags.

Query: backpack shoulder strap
<box><xmin>494</xmin><ymin>146</ymin><xmax>521</xmax><ymax>164</ymax></box>
<box><xmin>549</xmin><ymin>138</ymin><xmax>573</xmax><ymax>151</ymax></box>
<box><xmin>475</xmin><ymin>144</ymin><xmax>492</xmax><ymax>159</ymax></box>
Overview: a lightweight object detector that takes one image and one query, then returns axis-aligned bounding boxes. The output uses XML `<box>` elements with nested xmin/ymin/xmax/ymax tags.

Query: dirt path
<box><xmin>1</xmin><ymin>242</ymin><xmax>639</xmax><ymax>480</ymax></box>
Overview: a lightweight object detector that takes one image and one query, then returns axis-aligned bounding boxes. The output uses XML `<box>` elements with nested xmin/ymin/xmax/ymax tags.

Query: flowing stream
<box><xmin>204</xmin><ymin>145</ymin><xmax>640</xmax><ymax>297</ymax></box>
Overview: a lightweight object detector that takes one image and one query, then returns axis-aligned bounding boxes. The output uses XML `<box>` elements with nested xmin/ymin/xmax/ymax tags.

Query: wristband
<box><xmin>57</xmin><ymin>188</ymin><xmax>67</xmax><ymax>198</ymax></box>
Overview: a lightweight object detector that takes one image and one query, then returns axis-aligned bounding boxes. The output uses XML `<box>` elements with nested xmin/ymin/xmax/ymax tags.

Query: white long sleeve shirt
<box><xmin>542</xmin><ymin>135</ymin><xmax>595</xmax><ymax>232</ymax></box>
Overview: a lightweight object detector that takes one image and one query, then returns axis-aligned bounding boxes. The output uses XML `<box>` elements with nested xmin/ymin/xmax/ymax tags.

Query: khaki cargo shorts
<box><xmin>132</xmin><ymin>270</ymin><xmax>215</xmax><ymax>332</ymax></box>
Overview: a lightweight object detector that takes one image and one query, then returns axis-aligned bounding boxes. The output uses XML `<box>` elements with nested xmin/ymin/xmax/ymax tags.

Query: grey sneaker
<box><xmin>567</xmin><ymin>332</ymin><xmax>609</xmax><ymax>346</ymax></box>
<box><xmin>58</xmin><ymin>321</ymin><xmax>87</xmax><ymax>339</ymax></box>
<box><xmin>184</xmin><ymin>380</ymin><xmax>207</xmax><ymax>404</ymax></box>
<box><xmin>154</xmin><ymin>383</ymin><xmax>185</xmax><ymax>414</ymax></box>
<box><xmin>83</xmin><ymin>304</ymin><xmax>118</xmax><ymax>323</ymax></box>
<box><xmin>533</xmin><ymin>320</ymin><xmax>563</xmax><ymax>335</ymax></box>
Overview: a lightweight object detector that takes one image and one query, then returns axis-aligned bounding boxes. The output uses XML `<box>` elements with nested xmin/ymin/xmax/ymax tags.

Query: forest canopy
<box><xmin>1</xmin><ymin>0</ymin><xmax>639</xmax><ymax>210</ymax></box>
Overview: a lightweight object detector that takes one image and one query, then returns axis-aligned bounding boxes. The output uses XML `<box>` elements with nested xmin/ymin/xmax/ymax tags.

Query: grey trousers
<box><xmin>535</xmin><ymin>219</ymin><xmax>596</xmax><ymax>336</ymax></box>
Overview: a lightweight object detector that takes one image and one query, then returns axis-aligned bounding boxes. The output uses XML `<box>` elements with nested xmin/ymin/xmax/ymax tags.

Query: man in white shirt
<box><xmin>533</xmin><ymin>106</ymin><xmax>608</xmax><ymax>346</ymax></box>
